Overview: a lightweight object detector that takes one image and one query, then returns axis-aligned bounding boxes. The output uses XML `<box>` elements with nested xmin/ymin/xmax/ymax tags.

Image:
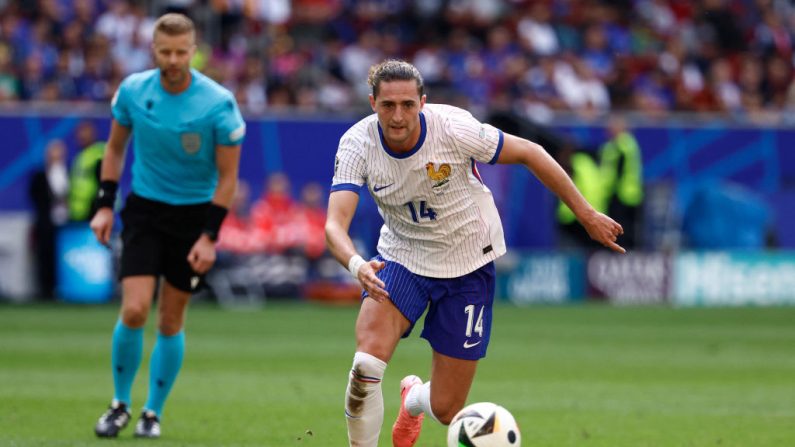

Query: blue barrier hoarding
<box><xmin>56</xmin><ymin>223</ymin><xmax>113</xmax><ymax>303</ymax></box>
<box><xmin>498</xmin><ymin>253</ymin><xmax>585</xmax><ymax>304</ymax></box>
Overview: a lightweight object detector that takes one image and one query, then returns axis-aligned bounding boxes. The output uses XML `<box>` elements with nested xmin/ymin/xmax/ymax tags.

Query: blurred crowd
<box><xmin>2</xmin><ymin>0</ymin><xmax>795</xmax><ymax>123</ymax></box>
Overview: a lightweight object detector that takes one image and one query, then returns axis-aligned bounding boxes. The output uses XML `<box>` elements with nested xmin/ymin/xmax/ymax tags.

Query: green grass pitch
<box><xmin>1</xmin><ymin>301</ymin><xmax>794</xmax><ymax>446</ymax></box>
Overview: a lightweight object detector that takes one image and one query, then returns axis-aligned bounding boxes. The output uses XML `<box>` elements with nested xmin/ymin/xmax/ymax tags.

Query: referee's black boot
<box><xmin>94</xmin><ymin>401</ymin><xmax>131</xmax><ymax>438</ymax></box>
<box><xmin>134</xmin><ymin>410</ymin><xmax>161</xmax><ymax>438</ymax></box>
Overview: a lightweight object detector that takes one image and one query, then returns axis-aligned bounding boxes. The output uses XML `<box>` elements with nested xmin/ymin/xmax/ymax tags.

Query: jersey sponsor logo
<box><xmin>463</xmin><ymin>339</ymin><xmax>481</xmax><ymax>349</ymax></box>
<box><xmin>373</xmin><ymin>183</ymin><xmax>394</xmax><ymax>192</ymax></box>
<box><xmin>181</xmin><ymin>132</ymin><xmax>202</xmax><ymax>154</ymax></box>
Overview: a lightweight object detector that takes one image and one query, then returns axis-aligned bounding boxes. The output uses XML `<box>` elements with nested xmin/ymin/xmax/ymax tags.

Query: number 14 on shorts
<box><xmin>464</xmin><ymin>304</ymin><xmax>484</xmax><ymax>338</ymax></box>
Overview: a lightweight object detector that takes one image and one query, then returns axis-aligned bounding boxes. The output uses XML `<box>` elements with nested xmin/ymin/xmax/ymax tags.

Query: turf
<box><xmin>0</xmin><ymin>302</ymin><xmax>793</xmax><ymax>446</ymax></box>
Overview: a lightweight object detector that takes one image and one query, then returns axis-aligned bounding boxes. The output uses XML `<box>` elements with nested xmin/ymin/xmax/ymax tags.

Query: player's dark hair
<box><xmin>153</xmin><ymin>13</ymin><xmax>195</xmax><ymax>38</ymax></box>
<box><xmin>367</xmin><ymin>60</ymin><xmax>424</xmax><ymax>98</ymax></box>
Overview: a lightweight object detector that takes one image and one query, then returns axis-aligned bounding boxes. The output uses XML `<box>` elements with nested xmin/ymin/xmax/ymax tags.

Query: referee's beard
<box><xmin>161</xmin><ymin>66</ymin><xmax>191</xmax><ymax>90</ymax></box>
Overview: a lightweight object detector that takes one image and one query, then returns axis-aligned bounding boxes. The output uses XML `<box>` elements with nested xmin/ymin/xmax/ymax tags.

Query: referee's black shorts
<box><xmin>119</xmin><ymin>193</ymin><xmax>210</xmax><ymax>292</ymax></box>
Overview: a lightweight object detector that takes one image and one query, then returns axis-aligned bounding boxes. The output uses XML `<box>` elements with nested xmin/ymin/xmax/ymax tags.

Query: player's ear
<box><xmin>369</xmin><ymin>94</ymin><xmax>376</xmax><ymax>111</ymax></box>
<box><xmin>420</xmin><ymin>94</ymin><xmax>426</xmax><ymax>109</ymax></box>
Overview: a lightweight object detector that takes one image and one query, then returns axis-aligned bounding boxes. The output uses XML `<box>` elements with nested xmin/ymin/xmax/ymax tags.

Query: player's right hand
<box><xmin>359</xmin><ymin>260</ymin><xmax>390</xmax><ymax>303</ymax></box>
<box><xmin>90</xmin><ymin>208</ymin><xmax>114</xmax><ymax>247</ymax></box>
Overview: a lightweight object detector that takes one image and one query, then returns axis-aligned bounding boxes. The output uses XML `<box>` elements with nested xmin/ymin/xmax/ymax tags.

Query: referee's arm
<box><xmin>90</xmin><ymin>119</ymin><xmax>131</xmax><ymax>245</ymax></box>
<box><xmin>211</xmin><ymin>144</ymin><xmax>241</xmax><ymax>209</ymax></box>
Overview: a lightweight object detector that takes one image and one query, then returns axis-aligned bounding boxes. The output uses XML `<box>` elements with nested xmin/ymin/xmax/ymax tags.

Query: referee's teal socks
<box><xmin>111</xmin><ymin>320</ymin><xmax>144</xmax><ymax>406</ymax></box>
<box><xmin>144</xmin><ymin>331</ymin><xmax>185</xmax><ymax>418</ymax></box>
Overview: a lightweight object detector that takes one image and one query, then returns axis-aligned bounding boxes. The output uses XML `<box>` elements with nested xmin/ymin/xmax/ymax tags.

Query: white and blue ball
<box><xmin>446</xmin><ymin>402</ymin><xmax>521</xmax><ymax>447</ymax></box>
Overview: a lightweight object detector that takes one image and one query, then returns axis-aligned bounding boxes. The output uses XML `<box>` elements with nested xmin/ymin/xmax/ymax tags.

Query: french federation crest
<box><xmin>426</xmin><ymin>162</ymin><xmax>451</xmax><ymax>189</ymax></box>
<box><xmin>181</xmin><ymin>132</ymin><xmax>202</xmax><ymax>154</ymax></box>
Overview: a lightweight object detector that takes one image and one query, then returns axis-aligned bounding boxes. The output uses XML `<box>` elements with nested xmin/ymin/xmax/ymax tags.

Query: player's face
<box><xmin>369</xmin><ymin>80</ymin><xmax>426</xmax><ymax>152</ymax></box>
<box><xmin>152</xmin><ymin>31</ymin><xmax>196</xmax><ymax>91</ymax></box>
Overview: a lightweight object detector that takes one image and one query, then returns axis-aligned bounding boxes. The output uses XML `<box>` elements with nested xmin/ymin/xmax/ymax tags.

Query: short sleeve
<box><xmin>214</xmin><ymin>96</ymin><xmax>246</xmax><ymax>146</ymax></box>
<box><xmin>448</xmin><ymin>109</ymin><xmax>504</xmax><ymax>165</ymax></box>
<box><xmin>330</xmin><ymin>135</ymin><xmax>366</xmax><ymax>193</ymax></box>
<box><xmin>110</xmin><ymin>80</ymin><xmax>131</xmax><ymax>127</ymax></box>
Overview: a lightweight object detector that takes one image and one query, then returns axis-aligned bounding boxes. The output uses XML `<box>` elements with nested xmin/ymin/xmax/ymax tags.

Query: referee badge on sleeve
<box><xmin>181</xmin><ymin>132</ymin><xmax>202</xmax><ymax>154</ymax></box>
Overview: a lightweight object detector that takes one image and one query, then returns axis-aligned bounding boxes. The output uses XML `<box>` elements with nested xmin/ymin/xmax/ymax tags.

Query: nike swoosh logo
<box><xmin>373</xmin><ymin>183</ymin><xmax>394</xmax><ymax>192</ymax></box>
<box><xmin>463</xmin><ymin>340</ymin><xmax>481</xmax><ymax>349</ymax></box>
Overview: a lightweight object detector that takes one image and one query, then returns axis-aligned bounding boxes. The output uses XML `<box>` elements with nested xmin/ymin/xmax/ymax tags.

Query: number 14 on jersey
<box><xmin>405</xmin><ymin>200</ymin><xmax>437</xmax><ymax>222</ymax></box>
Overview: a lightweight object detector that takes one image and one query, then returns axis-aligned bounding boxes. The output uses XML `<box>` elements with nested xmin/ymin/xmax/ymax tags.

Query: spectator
<box><xmin>294</xmin><ymin>182</ymin><xmax>326</xmax><ymax>259</ymax></box>
<box><xmin>251</xmin><ymin>172</ymin><xmax>299</xmax><ymax>253</ymax></box>
<box><xmin>217</xmin><ymin>179</ymin><xmax>257</xmax><ymax>254</ymax></box>
<box><xmin>68</xmin><ymin>121</ymin><xmax>105</xmax><ymax>221</ymax></box>
<box><xmin>28</xmin><ymin>139</ymin><xmax>70</xmax><ymax>299</ymax></box>
<box><xmin>599</xmin><ymin>116</ymin><xmax>644</xmax><ymax>249</ymax></box>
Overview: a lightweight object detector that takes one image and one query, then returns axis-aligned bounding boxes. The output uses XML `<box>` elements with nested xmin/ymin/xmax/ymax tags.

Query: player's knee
<box><xmin>346</xmin><ymin>352</ymin><xmax>386</xmax><ymax>415</ymax></box>
<box><xmin>120</xmin><ymin>304</ymin><xmax>148</xmax><ymax>328</ymax></box>
<box><xmin>158</xmin><ymin>314</ymin><xmax>184</xmax><ymax>336</ymax></box>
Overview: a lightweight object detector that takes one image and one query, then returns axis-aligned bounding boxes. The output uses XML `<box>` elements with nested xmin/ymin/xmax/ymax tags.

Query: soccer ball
<box><xmin>446</xmin><ymin>402</ymin><xmax>521</xmax><ymax>447</ymax></box>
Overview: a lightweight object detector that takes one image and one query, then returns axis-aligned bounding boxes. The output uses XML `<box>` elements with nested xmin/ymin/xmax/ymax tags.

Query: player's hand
<box><xmin>90</xmin><ymin>208</ymin><xmax>114</xmax><ymax>247</ymax></box>
<box><xmin>581</xmin><ymin>211</ymin><xmax>626</xmax><ymax>254</ymax></box>
<box><xmin>358</xmin><ymin>259</ymin><xmax>389</xmax><ymax>303</ymax></box>
<box><xmin>187</xmin><ymin>233</ymin><xmax>217</xmax><ymax>274</ymax></box>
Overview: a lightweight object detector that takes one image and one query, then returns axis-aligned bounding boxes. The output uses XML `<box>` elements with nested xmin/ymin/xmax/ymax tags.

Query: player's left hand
<box><xmin>187</xmin><ymin>233</ymin><xmax>217</xmax><ymax>274</ymax></box>
<box><xmin>581</xmin><ymin>211</ymin><xmax>626</xmax><ymax>254</ymax></box>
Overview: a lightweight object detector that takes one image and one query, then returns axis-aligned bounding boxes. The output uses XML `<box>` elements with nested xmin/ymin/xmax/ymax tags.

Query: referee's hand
<box><xmin>187</xmin><ymin>234</ymin><xmax>217</xmax><ymax>274</ymax></box>
<box><xmin>90</xmin><ymin>208</ymin><xmax>114</xmax><ymax>247</ymax></box>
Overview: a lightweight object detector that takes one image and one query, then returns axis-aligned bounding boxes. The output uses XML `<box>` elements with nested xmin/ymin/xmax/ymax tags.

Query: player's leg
<box><xmin>347</xmin><ymin>257</ymin><xmax>429</xmax><ymax>447</ymax></box>
<box><xmin>135</xmin><ymin>281</ymin><xmax>190</xmax><ymax>438</ymax></box>
<box><xmin>96</xmin><ymin>196</ymin><xmax>161</xmax><ymax>438</ymax></box>
<box><xmin>423</xmin><ymin>352</ymin><xmax>478</xmax><ymax>424</ymax></box>
<box><xmin>401</xmin><ymin>261</ymin><xmax>495</xmax><ymax>429</ymax></box>
<box><xmin>136</xmin><ymin>212</ymin><xmax>203</xmax><ymax>438</ymax></box>
<box><xmin>346</xmin><ymin>297</ymin><xmax>409</xmax><ymax>446</ymax></box>
<box><xmin>95</xmin><ymin>276</ymin><xmax>158</xmax><ymax>437</ymax></box>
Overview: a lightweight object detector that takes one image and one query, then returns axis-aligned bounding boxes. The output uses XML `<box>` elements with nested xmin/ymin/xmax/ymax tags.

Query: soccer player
<box><xmin>325</xmin><ymin>60</ymin><xmax>624</xmax><ymax>447</ymax></box>
<box><xmin>90</xmin><ymin>13</ymin><xmax>245</xmax><ymax>439</ymax></box>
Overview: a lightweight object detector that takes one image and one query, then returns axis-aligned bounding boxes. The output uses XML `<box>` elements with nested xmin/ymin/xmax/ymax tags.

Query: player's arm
<box><xmin>325</xmin><ymin>190</ymin><xmax>389</xmax><ymax>302</ymax></box>
<box><xmin>496</xmin><ymin>133</ymin><xmax>625</xmax><ymax>253</ymax></box>
<box><xmin>187</xmin><ymin>144</ymin><xmax>241</xmax><ymax>274</ymax></box>
<box><xmin>90</xmin><ymin>119</ymin><xmax>131</xmax><ymax>245</ymax></box>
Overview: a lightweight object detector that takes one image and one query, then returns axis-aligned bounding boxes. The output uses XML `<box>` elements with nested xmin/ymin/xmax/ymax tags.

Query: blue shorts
<box><xmin>362</xmin><ymin>256</ymin><xmax>496</xmax><ymax>361</ymax></box>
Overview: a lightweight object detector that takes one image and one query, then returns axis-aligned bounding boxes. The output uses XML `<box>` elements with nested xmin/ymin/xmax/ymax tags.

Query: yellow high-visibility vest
<box><xmin>557</xmin><ymin>152</ymin><xmax>608</xmax><ymax>224</ymax></box>
<box><xmin>600</xmin><ymin>132</ymin><xmax>643</xmax><ymax>207</ymax></box>
<box><xmin>68</xmin><ymin>142</ymin><xmax>105</xmax><ymax>221</ymax></box>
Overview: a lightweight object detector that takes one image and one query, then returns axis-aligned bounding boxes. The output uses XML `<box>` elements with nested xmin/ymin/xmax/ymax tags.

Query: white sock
<box><xmin>345</xmin><ymin>351</ymin><xmax>387</xmax><ymax>447</ymax></box>
<box><xmin>404</xmin><ymin>381</ymin><xmax>438</xmax><ymax>422</ymax></box>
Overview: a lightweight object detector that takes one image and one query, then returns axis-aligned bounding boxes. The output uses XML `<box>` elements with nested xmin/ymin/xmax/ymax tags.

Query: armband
<box><xmin>202</xmin><ymin>203</ymin><xmax>228</xmax><ymax>242</ymax></box>
<box><xmin>95</xmin><ymin>180</ymin><xmax>118</xmax><ymax>210</ymax></box>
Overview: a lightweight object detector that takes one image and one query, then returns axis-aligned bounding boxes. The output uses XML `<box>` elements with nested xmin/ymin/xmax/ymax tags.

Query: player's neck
<box><xmin>160</xmin><ymin>71</ymin><xmax>193</xmax><ymax>94</ymax></box>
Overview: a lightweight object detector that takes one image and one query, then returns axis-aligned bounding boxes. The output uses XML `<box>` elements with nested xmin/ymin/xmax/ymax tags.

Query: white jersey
<box><xmin>331</xmin><ymin>103</ymin><xmax>507</xmax><ymax>278</ymax></box>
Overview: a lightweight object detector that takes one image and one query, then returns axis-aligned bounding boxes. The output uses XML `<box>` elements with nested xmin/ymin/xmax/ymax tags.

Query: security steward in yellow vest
<box><xmin>600</xmin><ymin>118</ymin><xmax>643</xmax><ymax>249</ymax></box>
<box><xmin>68</xmin><ymin>121</ymin><xmax>106</xmax><ymax>221</ymax></box>
<box><xmin>557</xmin><ymin>148</ymin><xmax>608</xmax><ymax>249</ymax></box>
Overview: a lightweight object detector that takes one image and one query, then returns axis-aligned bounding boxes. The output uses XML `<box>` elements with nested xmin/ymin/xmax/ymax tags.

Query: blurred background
<box><xmin>0</xmin><ymin>0</ymin><xmax>793</xmax><ymax>307</ymax></box>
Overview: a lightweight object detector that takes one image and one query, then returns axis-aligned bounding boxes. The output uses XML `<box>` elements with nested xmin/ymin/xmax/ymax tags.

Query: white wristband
<box><xmin>348</xmin><ymin>255</ymin><xmax>367</xmax><ymax>279</ymax></box>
